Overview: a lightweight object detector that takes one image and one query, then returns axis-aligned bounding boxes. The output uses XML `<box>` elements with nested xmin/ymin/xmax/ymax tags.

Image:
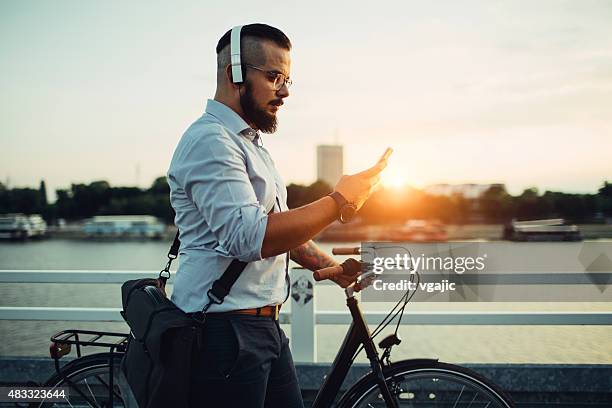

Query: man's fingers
<box><xmin>357</xmin><ymin>160</ymin><xmax>387</xmax><ymax>178</ymax></box>
<box><xmin>370</xmin><ymin>175</ymin><xmax>381</xmax><ymax>187</ymax></box>
<box><xmin>371</xmin><ymin>181</ymin><xmax>383</xmax><ymax>193</ymax></box>
<box><xmin>314</xmin><ymin>265</ymin><xmax>344</xmax><ymax>281</ymax></box>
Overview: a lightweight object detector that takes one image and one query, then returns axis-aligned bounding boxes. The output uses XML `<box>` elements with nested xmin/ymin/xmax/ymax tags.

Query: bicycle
<box><xmin>31</xmin><ymin>245</ymin><xmax>514</xmax><ymax>407</ymax></box>
<box><xmin>27</xmin><ymin>329</ymin><xmax>130</xmax><ymax>407</ymax></box>
<box><xmin>309</xmin><ymin>246</ymin><xmax>514</xmax><ymax>407</ymax></box>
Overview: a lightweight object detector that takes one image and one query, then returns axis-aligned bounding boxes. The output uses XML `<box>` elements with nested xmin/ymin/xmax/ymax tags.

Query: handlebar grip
<box><xmin>313</xmin><ymin>265</ymin><xmax>344</xmax><ymax>281</ymax></box>
<box><xmin>332</xmin><ymin>247</ymin><xmax>360</xmax><ymax>255</ymax></box>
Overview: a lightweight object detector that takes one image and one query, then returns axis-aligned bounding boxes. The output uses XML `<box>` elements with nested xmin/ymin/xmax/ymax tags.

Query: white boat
<box><xmin>503</xmin><ymin>218</ymin><xmax>582</xmax><ymax>241</ymax></box>
<box><xmin>0</xmin><ymin>213</ymin><xmax>47</xmax><ymax>239</ymax></box>
<box><xmin>82</xmin><ymin>215</ymin><xmax>165</xmax><ymax>239</ymax></box>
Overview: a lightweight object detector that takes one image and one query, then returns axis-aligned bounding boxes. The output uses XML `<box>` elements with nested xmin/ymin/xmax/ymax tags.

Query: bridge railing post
<box><xmin>290</xmin><ymin>268</ymin><xmax>316</xmax><ymax>363</ymax></box>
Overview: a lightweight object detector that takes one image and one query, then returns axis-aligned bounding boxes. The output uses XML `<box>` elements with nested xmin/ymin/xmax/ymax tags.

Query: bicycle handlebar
<box><xmin>332</xmin><ymin>247</ymin><xmax>360</xmax><ymax>255</ymax></box>
<box><xmin>314</xmin><ymin>258</ymin><xmax>362</xmax><ymax>282</ymax></box>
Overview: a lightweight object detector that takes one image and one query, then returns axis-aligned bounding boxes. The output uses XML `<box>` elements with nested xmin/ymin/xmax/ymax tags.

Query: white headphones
<box><xmin>230</xmin><ymin>25</ymin><xmax>244</xmax><ymax>84</ymax></box>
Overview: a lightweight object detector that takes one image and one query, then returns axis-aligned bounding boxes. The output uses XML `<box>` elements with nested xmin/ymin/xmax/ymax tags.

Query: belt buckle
<box><xmin>274</xmin><ymin>305</ymin><xmax>279</xmax><ymax>320</ymax></box>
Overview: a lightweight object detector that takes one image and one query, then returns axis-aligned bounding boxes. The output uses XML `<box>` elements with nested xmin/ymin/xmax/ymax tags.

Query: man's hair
<box><xmin>216</xmin><ymin>23</ymin><xmax>291</xmax><ymax>71</ymax></box>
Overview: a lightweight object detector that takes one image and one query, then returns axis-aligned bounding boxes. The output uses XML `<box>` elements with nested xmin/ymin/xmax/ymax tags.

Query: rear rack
<box><xmin>50</xmin><ymin>329</ymin><xmax>129</xmax><ymax>359</ymax></box>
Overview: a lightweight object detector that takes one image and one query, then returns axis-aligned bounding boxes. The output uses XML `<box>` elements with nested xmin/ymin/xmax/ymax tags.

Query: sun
<box><xmin>381</xmin><ymin>166</ymin><xmax>407</xmax><ymax>189</ymax></box>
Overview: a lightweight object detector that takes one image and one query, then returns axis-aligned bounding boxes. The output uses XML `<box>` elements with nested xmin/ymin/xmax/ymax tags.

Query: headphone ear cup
<box><xmin>228</xmin><ymin>66</ymin><xmax>243</xmax><ymax>85</ymax></box>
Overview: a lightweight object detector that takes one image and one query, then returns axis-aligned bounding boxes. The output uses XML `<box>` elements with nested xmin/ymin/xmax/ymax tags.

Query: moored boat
<box><xmin>0</xmin><ymin>213</ymin><xmax>47</xmax><ymax>240</ymax></box>
<box><xmin>82</xmin><ymin>215</ymin><xmax>165</xmax><ymax>239</ymax></box>
<box><xmin>503</xmin><ymin>218</ymin><xmax>582</xmax><ymax>241</ymax></box>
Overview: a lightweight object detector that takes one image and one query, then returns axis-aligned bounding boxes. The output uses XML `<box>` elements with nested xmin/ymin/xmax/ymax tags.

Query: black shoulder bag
<box><xmin>119</xmin><ymin>231</ymin><xmax>247</xmax><ymax>408</ymax></box>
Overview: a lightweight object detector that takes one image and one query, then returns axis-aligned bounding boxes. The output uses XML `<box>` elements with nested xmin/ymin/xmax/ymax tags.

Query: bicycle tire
<box><xmin>337</xmin><ymin>359</ymin><xmax>514</xmax><ymax>408</ymax></box>
<box><xmin>29</xmin><ymin>353</ymin><xmax>129</xmax><ymax>408</ymax></box>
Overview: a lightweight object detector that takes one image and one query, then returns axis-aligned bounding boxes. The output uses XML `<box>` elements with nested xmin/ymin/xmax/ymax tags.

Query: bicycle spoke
<box><xmin>467</xmin><ymin>392</ymin><xmax>477</xmax><ymax>408</ymax></box>
<box><xmin>344</xmin><ymin>367</ymin><xmax>512</xmax><ymax>408</ymax></box>
<box><xmin>65</xmin><ymin>378</ymin><xmax>100</xmax><ymax>407</ymax></box>
<box><xmin>35</xmin><ymin>352</ymin><xmax>128</xmax><ymax>408</ymax></box>
<box><xmin>452</xmin><ymin>385</ymin><xmax>465</xmax><ymax>408</ymax></box>
<box><xmin>82</xmin><ymin>378</ymin><xmax>99</xmax><ymax>407</ymax></box>
<box><xmin>94</xmin><ymin>373</ymin><xmax>124</xmax><ymax>402</ymax></box>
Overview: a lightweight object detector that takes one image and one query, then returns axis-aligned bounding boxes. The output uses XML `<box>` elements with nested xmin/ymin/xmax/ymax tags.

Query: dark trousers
<box><xmin>189</xmin><ymin>313</ymin><xmax>305</xmax><ymax>408</ymax></box>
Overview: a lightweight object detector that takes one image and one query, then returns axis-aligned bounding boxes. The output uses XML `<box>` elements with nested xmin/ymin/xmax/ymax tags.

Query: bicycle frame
<box><xmin>312</xmin><ymin>293</ymin><xmax>398</xmax><ymax>408</ymax></box>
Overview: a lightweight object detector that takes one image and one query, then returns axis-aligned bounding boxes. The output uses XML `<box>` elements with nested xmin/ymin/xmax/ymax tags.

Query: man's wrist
<box><xmin>328</xmin><ymin>191</ymin><xmax>357</xmax><ymax>223</ymax></box>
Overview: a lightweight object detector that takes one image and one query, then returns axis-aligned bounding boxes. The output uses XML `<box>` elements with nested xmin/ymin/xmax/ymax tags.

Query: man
<box><xmin>166</xmin><ymin>23</ymin><xmax>386</xmax><ymax>407</ymax></box>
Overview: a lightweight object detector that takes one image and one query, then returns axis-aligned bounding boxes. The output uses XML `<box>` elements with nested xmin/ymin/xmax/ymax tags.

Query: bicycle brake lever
<box><xmin>344</xmin><ymin>271</ymin><xmax>379</xmax><ymax>298</ymax></box>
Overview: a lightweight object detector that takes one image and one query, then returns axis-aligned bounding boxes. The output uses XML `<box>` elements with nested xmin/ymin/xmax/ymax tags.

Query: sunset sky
<box><xmin>2</xmin><ymin>0</ymin><xmax>611</xmax><ymax>201</ymax></box>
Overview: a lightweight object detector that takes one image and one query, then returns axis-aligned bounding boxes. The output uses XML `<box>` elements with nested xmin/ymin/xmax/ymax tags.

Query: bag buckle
<box><xmin>190</xmin><ymin>311</ymin><xmax>206</xmax><ymax>324</ymax></box>
<box><xmin>206</xmin><ymin>288</ymin><xmax>223</xmax><ymax>305</ymax></box>
<box><xmin>158</xmin><ymin>251</ymin><xmax>176</xmax><ymax>280</ymax></box>
<box><xmin>159</xmin><ymin>259</ymin><xmax>172</xmax><ymax>280</ymax></box>
<box><xmin>201</xmin><ymin>288</ymin><xmax>224</xmax><ymax>313</ymax></box>
<box><xmin>159</xmin><ymin>268</ymin><xmax>171</xmax><ymax>280</ymax></box>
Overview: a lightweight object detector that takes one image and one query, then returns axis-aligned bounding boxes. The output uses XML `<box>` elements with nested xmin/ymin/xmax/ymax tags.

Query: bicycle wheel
<box><xmin>338</xmin><ymin>359</ymin><xmax>514</xmax><ymax>408</ymax></box>
<box><xmin>29</xmin><ymin>353</ymin><xmax>129</xmax><ymax>408</ymax></box>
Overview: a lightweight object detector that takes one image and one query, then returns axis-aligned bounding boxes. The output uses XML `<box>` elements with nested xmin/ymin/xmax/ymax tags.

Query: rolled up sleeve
<box><xmin>173</xmin><ymin>126</ymin><xmax>268</xmax><ymax>262</ymax></box>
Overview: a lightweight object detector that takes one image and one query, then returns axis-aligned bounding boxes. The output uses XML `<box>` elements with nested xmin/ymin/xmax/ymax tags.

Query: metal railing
<box><xmin>1</xmin><ymin>269</ymin><xmax>611</xmax><ymax>363</ymax></box>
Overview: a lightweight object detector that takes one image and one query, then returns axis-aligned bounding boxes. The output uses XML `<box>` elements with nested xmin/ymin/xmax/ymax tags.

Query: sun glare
<box><xmin>381</xmin><ymin>166</ymin><xmax>407</xmax><ymax>189</ymax></box>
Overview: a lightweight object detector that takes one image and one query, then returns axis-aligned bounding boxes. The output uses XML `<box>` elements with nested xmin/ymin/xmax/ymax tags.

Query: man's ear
<box><xmin>225</xmin><ymin>64</ymin><xmax>234</xmax><ymax>82</ymax></box>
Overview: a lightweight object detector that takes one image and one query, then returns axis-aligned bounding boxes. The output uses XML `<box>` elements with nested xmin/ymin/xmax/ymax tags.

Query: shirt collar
<box><xmin>241</xmin><ymin>128</ymin><xmax>260</xmax><ymax>144</ymax></box>
<box><xmin>205</xmin><ymin>99</ymin><xmax>260</xmax><ymax>143</ymax></box>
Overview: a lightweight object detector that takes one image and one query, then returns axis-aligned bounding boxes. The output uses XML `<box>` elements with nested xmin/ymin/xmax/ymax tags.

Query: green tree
<box><xmin>149</xmin><ymin>176</ymin><xmax>170</xmax><ymax>195</ymax></box>
<box><xmin>598</xmin><ymin>181</ymin><xmax>612</xmax><ymax>216</ymax></box>
<box><xmin>55</xmin><ymin>189</ymin><xmax>76</xmax><ymax>219</ymax></box>
<box><xmin>599</xmin><ymin>181</ymin><xmax>612</xmax><ymax>197</ymax></box>
<box><xmin>5</xmin><ymin>188</ymin><xmax>42</xmax><ymax>214</ymax></box>
<box><xmin>71</xmin><ymin>181</ymin><xmax>112</xmax><ymax>217</ymax></box>
<box><xmin>39</xmin><ymin>180</ymin><xmax>48</xmax><ymax>207</ymax></box>
<box><xmin>286</xmin><ymin>180</ymin><xmax>332</xmax><ymax>208</ymax></box>
<box><xmin>479</xmin><ymin>184</ymin><xmax>513</xmax><ymax>223</ymax></box>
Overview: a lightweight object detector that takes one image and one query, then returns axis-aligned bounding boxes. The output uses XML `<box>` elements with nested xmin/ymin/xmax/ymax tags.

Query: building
<box><xmin>316</xmin><ymin>145</ymin><xmax>343</xmax><ymax>188</ymax></box>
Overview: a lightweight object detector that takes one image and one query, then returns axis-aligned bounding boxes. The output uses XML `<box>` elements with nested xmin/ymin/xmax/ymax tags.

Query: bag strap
<box><xmin>168</xmin><ymin>230</ymin><xmax>181</xmax><ymax>258</ymax></box>
<box><xmin>157</xmin><ymin>230</ymin><xmax>180</xmax><ymax>287</ymax></box>
<box><xmin>202</xmin><ymin>200</ymin><xmax>280</xmax><ymax>313</ymax></box>
<box><xmin>203</xmin><ymin>259</ymin><xmax>248</xmax><ymax>312</ymax></box>
<box><xmin>158</xmin><ymin>230</ymin><xmax>248</xmax><ymax>312</ymax></box>
<box><xmin>162</xmin><ymin>198</ymin><xmax>287</xmax><ymax>315</ymax></box>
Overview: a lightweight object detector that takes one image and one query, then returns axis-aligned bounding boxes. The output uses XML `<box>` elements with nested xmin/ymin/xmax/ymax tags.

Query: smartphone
<box><xmin>379</xmin><ymin>147</ymin><xmax>393</xmax><ymax>162</ymax></box>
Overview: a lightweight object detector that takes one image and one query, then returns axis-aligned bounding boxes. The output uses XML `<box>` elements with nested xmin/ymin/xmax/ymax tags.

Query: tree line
<box><xmin>1</xmin><ymin>178</ymin><xmax>610</xmax><ymax>225</ymax></box>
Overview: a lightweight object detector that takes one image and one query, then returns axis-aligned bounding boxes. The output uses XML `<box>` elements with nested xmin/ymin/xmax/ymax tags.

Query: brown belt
<box><xmin>210</xmin><ymin>304</ymin><xmax>282</xmax><ymax>320</ymax></box>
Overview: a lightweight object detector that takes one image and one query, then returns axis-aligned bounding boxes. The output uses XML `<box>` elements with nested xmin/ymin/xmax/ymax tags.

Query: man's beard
<box><xmin>240</xmin><ymin>82</ymin><xmax>278</xmax><ymax>134</ymax></box>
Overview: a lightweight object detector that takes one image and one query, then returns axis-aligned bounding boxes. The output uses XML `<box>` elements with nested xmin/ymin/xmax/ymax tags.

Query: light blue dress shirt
<box><xmin>167</xmin><ymin>99</ymin><xmax>289</xmax><ymax>313</ymax></box>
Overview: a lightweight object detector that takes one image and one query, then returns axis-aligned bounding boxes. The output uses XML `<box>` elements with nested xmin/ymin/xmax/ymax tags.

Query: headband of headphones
<box><xmin>230</xmin><ymin>25</ymin><xmax>244</xmax><ymax>84</ymax></box>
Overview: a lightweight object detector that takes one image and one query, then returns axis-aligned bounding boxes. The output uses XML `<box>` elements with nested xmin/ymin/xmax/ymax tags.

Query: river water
<box><xmin>1</xmin><ymin>239</ymin><xmax>611</xmax><ymax>364</ymax></box>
